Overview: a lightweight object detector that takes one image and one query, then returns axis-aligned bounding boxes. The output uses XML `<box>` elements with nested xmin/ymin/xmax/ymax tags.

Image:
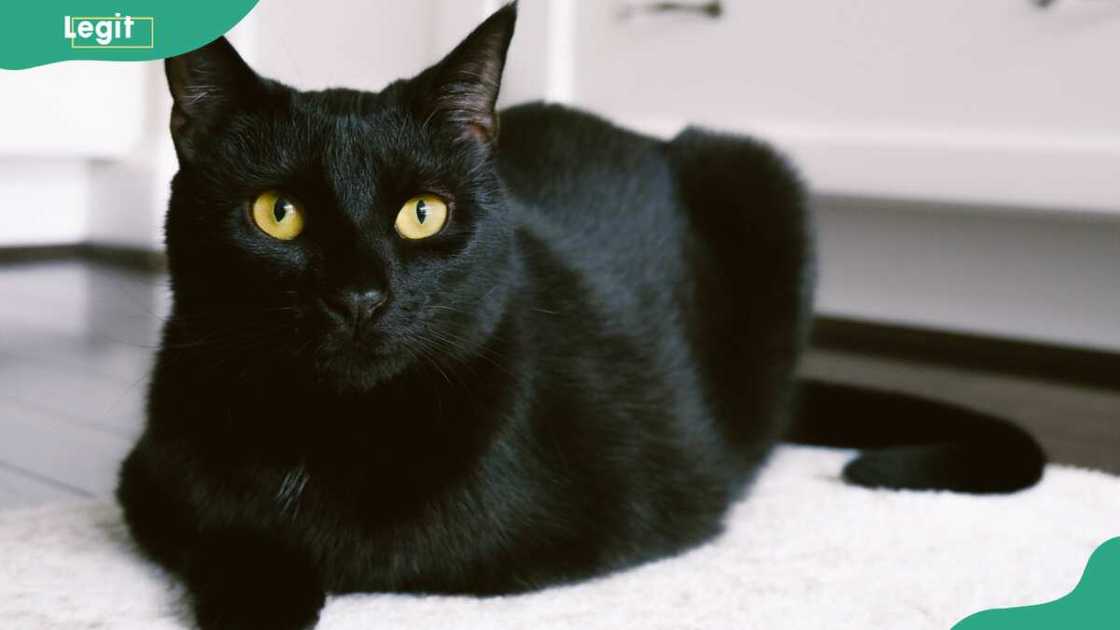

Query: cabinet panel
<box><xmin>569</xmin><ymin>0</ymin><xmax>1120</xmax><ymax>212</ymax></box>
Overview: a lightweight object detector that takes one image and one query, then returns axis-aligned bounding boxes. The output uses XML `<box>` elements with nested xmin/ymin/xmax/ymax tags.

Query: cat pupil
<box><xmin>273</xmin><ymin>199</ymin><xmax>289</xmax><ymax>223</ymax></box>
<box><xmin>416</xmin><ymin>199</ymin><xmax>428</xmax><ymax>224</ymax></box>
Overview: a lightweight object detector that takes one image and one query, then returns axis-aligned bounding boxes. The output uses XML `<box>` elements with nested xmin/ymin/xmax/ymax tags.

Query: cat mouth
<box><xmin>311</xmin><ymin>333</ymin><xmax>410</xmax><ymax>390</ymax></box>
<box><xmin>317</xmin><ymin>330</ymin><xmax>384</xmax><ymax>361</ymax></box>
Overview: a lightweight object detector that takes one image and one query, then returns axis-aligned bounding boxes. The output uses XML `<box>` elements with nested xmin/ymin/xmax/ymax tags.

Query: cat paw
<box><xmin>186</xmin><ymin>535</ymin><xmax>325</xmax><ymax>630</ymax></box>
<box><xmin>192</xmin><ymin>577</ymin><xmax>324</xmax><ymax>630</ymax></box>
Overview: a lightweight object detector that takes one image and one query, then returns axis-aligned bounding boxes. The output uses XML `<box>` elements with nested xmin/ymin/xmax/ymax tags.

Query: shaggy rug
<box><xmin>1</xmin><ymin>446</ymin><xmax>1116</xmax><ymax>629</ymax></box>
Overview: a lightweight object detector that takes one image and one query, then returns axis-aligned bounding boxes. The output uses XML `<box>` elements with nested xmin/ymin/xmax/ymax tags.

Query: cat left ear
<box><xmin>165</xmin><ymin>37</ymin><xmax>262</xmax><ymax>162</ymax></box>
<box><xmin>412</xmin><ymin>2</ymin><xmax>517</xmax><ymax>145</ymax></box>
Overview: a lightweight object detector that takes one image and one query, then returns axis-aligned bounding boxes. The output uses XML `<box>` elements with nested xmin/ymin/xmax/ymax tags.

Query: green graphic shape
<box><xmin>1</xmin><ymin>1</ymin><xmax>259</xmax><ymax>70</ymax></box>
<box><xmin>954</xmin><ymin>537</ymin><xmax>1120</xmax><ymax>630</ymax></box>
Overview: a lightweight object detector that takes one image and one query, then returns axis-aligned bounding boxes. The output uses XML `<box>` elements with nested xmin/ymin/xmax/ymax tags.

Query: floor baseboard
<box><xmin>79</xmin><ymin>244</ymin><xmax>167</xmax><ymax>273</ymax></box>
<box><xmin>0</xmin><ymin>245</ymin><xmax>86</xmax><ymax>265</ymax></box>
<box><xmin>0</xmin><ymin>244</ymin><xmax>165</xmax><ymax>273</ymax></box>
<box><xmin>813</xmin><ymin>316</ymin><xmax>1120</xmax><ymax>391</ymax></box>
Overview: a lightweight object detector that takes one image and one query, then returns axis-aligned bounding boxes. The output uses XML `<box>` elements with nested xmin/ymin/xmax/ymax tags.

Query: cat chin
<box><xmin>310</xmin><ymin>347</ymin><xmax>411</xmax><ymax>392</ymax></box>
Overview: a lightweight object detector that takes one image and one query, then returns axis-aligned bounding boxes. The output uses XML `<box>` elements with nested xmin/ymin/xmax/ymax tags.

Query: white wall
<box><xmin>86</xmin><ymin>61</ymin><xmax>178</xmax><ymax>249</ymax></box>
<box><xmin>246</xmin><ymin>0</ymin><xmax>439</xmax><ymax>92</ymax></box>
<box><xmin>0</xmin><ymin>62</ymin><xmax>146</xmax><ymax>247</ymax></box>
<box><xmin>0</xmin><ymin>62</ymin><xmax>145</xmax><ymax>158</ymax></box>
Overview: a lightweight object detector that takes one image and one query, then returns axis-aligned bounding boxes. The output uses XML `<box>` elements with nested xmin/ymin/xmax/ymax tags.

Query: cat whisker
<box><xmin>400</xmin><ymin>343</ymin><xmax>453</xmax><ymax>386</ymax></box>
<box><xmin>421</xmin><ymin>328</ymin><xmax>515</xmax><ymax>378</ymax></box>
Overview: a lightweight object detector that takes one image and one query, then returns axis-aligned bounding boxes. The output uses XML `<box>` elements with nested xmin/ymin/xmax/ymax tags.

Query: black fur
<box><xmin>117</xmin><ymin>4</ymin><xmax>1045</xmax><ymax>628</ymax></box>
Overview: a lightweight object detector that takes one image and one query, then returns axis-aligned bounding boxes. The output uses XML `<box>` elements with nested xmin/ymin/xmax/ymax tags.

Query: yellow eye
<box><xmin>395</xmin><ymin>194</ymin><xmax>449</xmax><ymax>240</ymax></box>
<box><xmin>251</xmin><ymin>191</ymin><xmax>305</xmax><ymax>241</ymax></box>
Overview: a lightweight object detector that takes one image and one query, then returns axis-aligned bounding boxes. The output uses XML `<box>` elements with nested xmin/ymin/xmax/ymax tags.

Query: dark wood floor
<box><xmin>0</xmin><ymin>262</ymin><xmax>167</xmax><ymax>509</ymax></box>
<box><xmin>0</xmin><ymin>260</ymin><xmax>1116</xmax><ymax>510</ymax></box>
<box><xmin>801</xmin><ymin>350</ymin><xmax>1120</xmax><ymax>475</ymax></box>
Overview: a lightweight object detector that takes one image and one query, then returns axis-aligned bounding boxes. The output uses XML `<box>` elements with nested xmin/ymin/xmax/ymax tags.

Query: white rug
<box><xmin>2</xmin><ymin>446</ymin><xmax>1117</xmax><ymax>630</ymax></box>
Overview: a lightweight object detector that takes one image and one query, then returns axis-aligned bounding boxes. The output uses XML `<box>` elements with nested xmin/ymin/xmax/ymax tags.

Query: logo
<box><xmin>64</xmin><ymin>13</ymin><xmax>154</xmax><ymax>49</ymax></box>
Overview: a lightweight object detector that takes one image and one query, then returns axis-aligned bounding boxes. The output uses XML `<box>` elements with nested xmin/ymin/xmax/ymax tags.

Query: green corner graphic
<box><xmin>954</xmin><ymin>537</ymin><xmax>1120</xmax><ymax>630</ymax></box>
<box><xmin>1</xmin><ymin>2</ymin><xmax>259</xmax><ymax>70</ymax></box>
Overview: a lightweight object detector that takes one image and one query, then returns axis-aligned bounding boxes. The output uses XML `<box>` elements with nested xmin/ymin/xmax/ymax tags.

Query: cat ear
<box><xmin>413</xmin><ymin>3</ymin><xmax>517</xmax><ymax>145</ymax></box>
<box><xmin>165</xmin><ymin>37</ymin><xmax>262</xmax><ymax>162</ymax></box>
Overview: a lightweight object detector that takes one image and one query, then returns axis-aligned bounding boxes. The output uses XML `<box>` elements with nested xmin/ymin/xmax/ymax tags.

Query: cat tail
<box><xmin>786</xmin><ymin>379</ymin><xmax>1046</xmax><ymax>493</ymax></box>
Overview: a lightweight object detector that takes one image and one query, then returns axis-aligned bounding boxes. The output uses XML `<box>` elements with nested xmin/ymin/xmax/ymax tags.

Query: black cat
<box><xmin>117</xmin><ymin>4</ymin><xmax>1044</xmax><ymax>629</ymax></box>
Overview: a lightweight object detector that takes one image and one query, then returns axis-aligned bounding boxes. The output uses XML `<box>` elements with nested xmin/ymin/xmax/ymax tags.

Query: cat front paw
<box><xmin>186</xmin><ymin>534</ymin><xmax>326</xmax><ymax>630</ymax></box>
<box><xmin>191</xmin><ymin>565</ymin><xmax>325</xmax><ymax>630</ymax></box>
<box><xmin>193</xmin><ymin>586</ymin><xmax>324</xmax><ymax>630</ymax></box>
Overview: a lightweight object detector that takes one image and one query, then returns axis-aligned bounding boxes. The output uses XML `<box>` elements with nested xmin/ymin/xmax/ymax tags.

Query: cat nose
<box><xmin>320</xmin><ymin>288</ymin><xmax>388</xmax><ymax>328</ymax></box>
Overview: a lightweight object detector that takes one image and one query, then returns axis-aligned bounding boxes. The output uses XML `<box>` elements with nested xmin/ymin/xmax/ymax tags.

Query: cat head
<box><xmin>162</xmin><ymin>4</ymin><xmax>518</xmax><ymax>392</ymax></box>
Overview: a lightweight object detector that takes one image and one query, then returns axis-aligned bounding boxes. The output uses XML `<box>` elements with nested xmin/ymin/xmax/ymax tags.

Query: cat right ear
<box><xmin>409</xmin><ymin>3</ymin><xmax>517</xmax><ymax>146</ymax></box>
<box><xmin>165</xmin><ymin>37</ymin><xmax>261</xmax><ymax>162</ymax></box>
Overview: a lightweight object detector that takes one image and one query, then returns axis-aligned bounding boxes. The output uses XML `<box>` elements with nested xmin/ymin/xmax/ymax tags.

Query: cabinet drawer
<box><xmin>567</xmin><ymin>0</ymin><xmax>1120</xmax><ymax>213</ymax></box>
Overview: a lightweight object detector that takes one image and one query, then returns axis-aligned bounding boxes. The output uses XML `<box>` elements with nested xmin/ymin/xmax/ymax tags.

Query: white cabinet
<box><xmin>559</xmin><ymin>0</ymin><xmax>1120</xmax><ymax>214</ymax></box>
